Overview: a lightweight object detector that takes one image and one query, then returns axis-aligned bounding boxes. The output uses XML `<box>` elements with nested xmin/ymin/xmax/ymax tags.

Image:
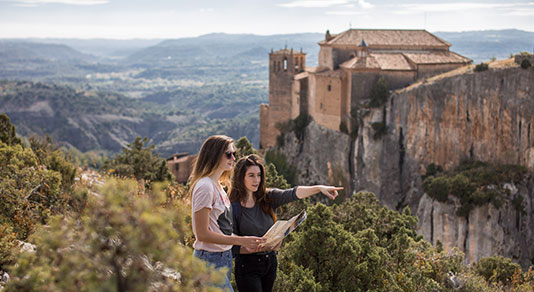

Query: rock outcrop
<box><xmin>278</xmin><ymin>64</ymin><xmax>534</xmax><ymax>269</ymax></box>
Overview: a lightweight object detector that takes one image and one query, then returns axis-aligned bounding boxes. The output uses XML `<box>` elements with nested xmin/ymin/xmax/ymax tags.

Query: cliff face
<box><xmin>279</xmin><ymin>66</ymin><xmax>534</xmax><ymax>268</ymax></box>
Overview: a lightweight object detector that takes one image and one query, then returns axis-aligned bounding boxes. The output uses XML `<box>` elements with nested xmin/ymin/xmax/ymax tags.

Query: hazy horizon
<box><xmin>1</xmin><ymin>0</ymin><xmax>533</xmax><ymax>39</ymax></box>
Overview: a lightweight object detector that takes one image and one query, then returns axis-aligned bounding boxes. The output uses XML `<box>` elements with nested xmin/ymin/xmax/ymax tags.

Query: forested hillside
<box><xmin>0</xmin><ymin>80</ymin><xmax>265</xmax><ymax>156</ymax></box>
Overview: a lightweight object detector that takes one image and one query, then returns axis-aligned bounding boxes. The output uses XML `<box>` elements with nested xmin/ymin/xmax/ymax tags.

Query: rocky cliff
<box><xmin>278</xmin><ymin>63</ymin><xmax>534</xmax><ymax>269</ymax></box>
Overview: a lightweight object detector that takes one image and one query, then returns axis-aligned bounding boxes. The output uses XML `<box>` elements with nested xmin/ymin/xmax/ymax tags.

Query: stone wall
<box><xmin>311</xmin><ymin>74</ymin><xmax>343</xmax><ymax>131</ymax></box>
<box><xmin>277</xmin><ymin>65</ymin><xmax>534</xmax><ymax>269</ymax></box>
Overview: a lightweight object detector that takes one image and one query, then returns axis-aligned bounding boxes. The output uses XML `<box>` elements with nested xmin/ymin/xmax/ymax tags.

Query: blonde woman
<box><xmin>190</xmin><ymin>135</ymin><xmax>265</xmax><ymax>291</ymax></box>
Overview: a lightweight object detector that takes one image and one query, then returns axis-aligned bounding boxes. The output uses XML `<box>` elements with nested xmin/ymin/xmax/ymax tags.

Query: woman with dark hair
<box><xmin>229</xmin><ymin>154</ymin><xmax>342</xmax><ymax>292</ymax></box>
<box><xmin>190</xmin><ymin>135</ymin><xmax>265</xmax><ymax>292</ymax></box>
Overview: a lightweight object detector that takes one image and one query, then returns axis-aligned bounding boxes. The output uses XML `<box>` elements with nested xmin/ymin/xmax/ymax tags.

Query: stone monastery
<box><xmin>260</xmin><ymin>29</ymin><xmax>471</xmax><ymax>148</ymax></box>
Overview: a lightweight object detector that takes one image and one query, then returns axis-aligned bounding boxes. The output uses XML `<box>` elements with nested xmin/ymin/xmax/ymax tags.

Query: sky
<box><xmin>0</xmin><ymin>0</ymin><xmax>533</xmax><ymax>39</ymax></box>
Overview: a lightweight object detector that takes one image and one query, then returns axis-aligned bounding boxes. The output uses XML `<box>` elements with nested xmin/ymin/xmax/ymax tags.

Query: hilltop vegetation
<box><xmin>1</xmin><ymin>117</ymin><xmax>533</xmax><ymax>291</ymax></box>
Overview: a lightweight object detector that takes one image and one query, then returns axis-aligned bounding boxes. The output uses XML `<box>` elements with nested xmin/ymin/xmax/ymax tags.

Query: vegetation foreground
<box><xmin>1</xmin><ymin>113</ymin><xmax>534</xmax><ymax>291</ymax></box>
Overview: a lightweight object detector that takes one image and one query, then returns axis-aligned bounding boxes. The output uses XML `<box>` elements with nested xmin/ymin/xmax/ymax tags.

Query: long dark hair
<box><xmin>188</xmin><ymin>135</ymin><xmax>234</xmax><ymax>195</ymax></box>
<box><xmin>229</xmin><ymin>154</ymin><xmax>276</xmax><ymax>221</ymax></box>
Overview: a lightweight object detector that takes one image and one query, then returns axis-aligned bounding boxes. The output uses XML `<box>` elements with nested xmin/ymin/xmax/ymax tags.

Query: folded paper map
<box><xmin>260</xmin><ymin>210</ymin><xmax>306</xmax><ymax>250</ymax></box>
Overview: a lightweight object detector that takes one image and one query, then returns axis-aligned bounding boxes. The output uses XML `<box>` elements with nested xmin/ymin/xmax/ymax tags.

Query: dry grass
<box><xmin>397</xmin><ymin>58</ymin><xmax>520</xmax><ymax>93</ymax></box>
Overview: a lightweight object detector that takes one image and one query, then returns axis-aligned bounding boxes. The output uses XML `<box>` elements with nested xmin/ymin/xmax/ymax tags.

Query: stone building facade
<box><xmin>260</xmin><ymin>29</ymin><xmax>471</xmax><ymax>148</ymax></box>
<box><xmin>166</xmin><ymin>153</ymin><xmax>196</xmax><ymax>184</ymax></box>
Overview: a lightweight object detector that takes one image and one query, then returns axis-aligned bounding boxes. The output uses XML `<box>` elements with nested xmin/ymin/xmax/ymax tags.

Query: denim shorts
<box><xmin>194</xmin><ymin>249</ymin><xmax>234</xmax><ymax>292</ymax></box>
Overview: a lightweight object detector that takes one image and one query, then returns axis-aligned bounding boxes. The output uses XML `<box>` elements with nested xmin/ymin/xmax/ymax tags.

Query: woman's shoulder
<box><xmin>194</xmin><ymin>177</ymin><xmax>217</xmax><ymax>192</ymax></box>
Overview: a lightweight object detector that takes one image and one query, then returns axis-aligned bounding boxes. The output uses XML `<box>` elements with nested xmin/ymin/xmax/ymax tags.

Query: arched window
<box><xmin>283</xmin><ymin>58</ymin><xmax>288</xmax><ymax>71</ymax></box>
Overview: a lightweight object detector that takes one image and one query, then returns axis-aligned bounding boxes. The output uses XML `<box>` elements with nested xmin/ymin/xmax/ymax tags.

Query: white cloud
<box><xmin>277</xmin><ymin>0</ymin><xmax>349</xmax><ymax>8</ymax></box>
<box><xmin>5</xmin><ymin>0</ymin><xmax>108</xmax><ymax>5</ymax></box>
<box><xmin>357</xmin><ymin>0</ymin><xmax>373</xmax><ymax>9</ymax></box>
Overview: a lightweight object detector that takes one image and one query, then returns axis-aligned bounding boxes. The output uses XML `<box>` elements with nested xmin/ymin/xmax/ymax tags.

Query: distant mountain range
<box><xmin>0</xmin><ymin>29</ymin><xmax>533</xmax><ymax>156</ymax></box>
<box><xmin>434</xmin><ymin>29</ymin><xmax>534</xmax><ymax>63</ymax></box>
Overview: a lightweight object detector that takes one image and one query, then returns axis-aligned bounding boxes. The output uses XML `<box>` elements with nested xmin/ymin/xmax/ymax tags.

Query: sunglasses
<box><xmin>224</xmin><ymin>151</ymin><xmax>236</xmax><ymax>159</ymax></box>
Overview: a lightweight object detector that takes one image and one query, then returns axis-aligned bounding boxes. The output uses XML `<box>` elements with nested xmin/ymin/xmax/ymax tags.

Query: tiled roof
<box><xmin>340</xmin><ymin>55</ymin><xmax>381</xmax><ymax>70</ymax></box>
<box><xmin>320</xmin><ymin>29</ymin><xmax>450</xmax><ymax>49</ymax></box>
<box><xmin>373</xmin><ymin>53</ymin><xmax>414</xmax><ymax>70</ymax></box>
<box><xmin>340</xmin><ymin>51</ymin><xmax>470</xmax><ymax>71</ymax></box>
<box><xmin>403</xmin><ymin>51</ymin><xmax>471</xmax><ymax>64</ymax></box>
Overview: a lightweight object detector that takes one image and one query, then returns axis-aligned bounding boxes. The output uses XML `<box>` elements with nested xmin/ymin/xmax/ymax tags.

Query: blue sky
<box><xmin>0</xmin><ymin>0</ymin><xmax>533</xmax><ymax>39</ymax></box>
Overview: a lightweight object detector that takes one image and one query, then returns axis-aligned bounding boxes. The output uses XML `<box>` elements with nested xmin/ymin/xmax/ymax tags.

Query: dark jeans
<box><xmin>235</xmin><ymin>252</ymin><xmax>277</xmax><ymax>292</ymax></box>
<box><xmin>194</xmin><ymin>249</ymin><xmax>234</xmax><ymax>292</ymax></box>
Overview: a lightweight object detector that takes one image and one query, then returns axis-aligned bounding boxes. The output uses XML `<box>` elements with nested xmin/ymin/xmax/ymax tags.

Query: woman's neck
<box><xmin>245</xmin><ymin>191</ymin><xmax>255</xmax><ymax>204</ymax></box>
<box><xmin>208</xmin><ymin>169</ymin><xmax>224</xmax><ymax>185</ymax></box>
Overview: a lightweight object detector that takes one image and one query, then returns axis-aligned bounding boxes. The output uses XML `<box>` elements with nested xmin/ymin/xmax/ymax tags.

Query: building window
<box><xmin>283</xmin><ymin>58</ymin><xmax>288</xmax><ymax>71</ymax></box>
<box><xmin>328</xmin><ymin>85</ymin><xmax>331</xmax><ymax>91</ymax></box>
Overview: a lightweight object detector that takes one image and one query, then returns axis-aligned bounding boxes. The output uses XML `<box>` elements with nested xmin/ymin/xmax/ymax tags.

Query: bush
<box><xmin>369</xmin><ymin>77</ymin><xmax>389</xmax><ymax>108</ymax></box>
<box><xmin>521</xmin><ymin>59</ymin><xmax>532</xmax><ymax>69</ymax></box>
<box><xmin>472</xmin><ymin>256</ymin><xmax>521</xmax><ymax>285</ymax></box>
<box><xmin>265</xmin><ymin>150</ymin><xmax>297</xmax><ymax>186</ymax></box>
<box><xmin>0</xmin><ymin>224</ymin><xmax>18</xmax><ymax>271</ymax></box>
<box><xmin>371</xmin><ymin>121</ymin><xmax>388</xmax><ymax>139</ymax></box>
<box><xmin>235</xmin><ymin>136</ymin><xmax>257</xmax><ymax>159</ymax></box>
<box><xmin>5</xmin><ymin>178</ymin><xmax>221</xmax><ymax>291</ymax></box>
<box><xmin>0</xmin><ymin>114</ymin><xmax>22</xmax><ymax>146</ymax></box>
<box><xmin>103</xmin><ymin>136</ymin><xmax>172</xmax><ymax>183</ymax></box>
<box><xmin>292</xmin><ymin>113</ymin><xmax>311</xmax><ymax>141</ymax></box>
<box><xmin>30</xmin><ymin>135</ymin><xmax>77</xmax><ymax>193</ymax></box>
<box><xmin>422</xmin><ymin>160</ymin><xmax>528</xmax><ymax>217</ymax></box>
<box><xmin>275</xmin><ymin>192</ymin><xmax>464</xmax><ymax>291</ymax></box>
<box><xmin>423</xmin><ymin>163</ymin><xmax>443</xmax><ymax>179</ymax></box>
<box><xmin>0</xmin><ymin>142</ymin><xmax>64</xmax><ymax>239</ymax></box>
<box><xmin>474</xmin><ymin>63</ymin><xmax>489</xmax><ymax>72</ymax></box>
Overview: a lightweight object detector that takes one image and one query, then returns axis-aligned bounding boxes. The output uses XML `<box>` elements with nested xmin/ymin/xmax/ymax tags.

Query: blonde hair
<box><xmin>189</xmin><ymin>135</ymin><xmax>234</xmax><ymax>194</ymax></box>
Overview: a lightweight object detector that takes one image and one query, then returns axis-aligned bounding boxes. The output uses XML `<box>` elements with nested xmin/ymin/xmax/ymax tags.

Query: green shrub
<box><xmin>371</xmin><ymin>121</ymin><xmax>388</xmax><ymax>139</ymax></box>
<box><xmin>276</xmin><ymin>133</ymin><xmax>285</xmax><ymax>147</ymax></box>
<box><xmin>235</xmin><ymin>136</ymin><xmax>257</xmax><ymax>159</ymax></box>
<box><xmin>423</xmin><ymin>163</ymin><xmax>443</xmax><ymax>179</ymax></box>
<box><xmin>265</xmin><ymin>150</ymin><xmax>297</xmax><ymax>186</ymax></box>
<box><xmin>0</xmin><ymin>224</ymin><xmax>18</xmax><ymax>271</ymax></box>
<box><xmin>424</xmin><ymin>176</ymin><xmax>451</xmax><ymax>202</ymax></box>
<box><xmin>423</xmin><ymin>160</ymin><xmax>528</xmax><ymax>217</ymax></box>
<box><xmin>103</xmin><ymin>136</ymin><xmax>172</xmax><ymax>183</ymax></box>
<box><xmin>369</xmin><ymin>77</ymin><xmax>389</xmax><ymax>108</ymax></box>
<box><xmin>472</xmin><ymin>256</ymin><xmax>521</xmax><ymax>285</ymax></box>
<box><xmin>292</xmin><ymin>113</ymin><xmax>311</xmax><ymax>141</ymax></box>
<box><xmin>275</xmin><ymin>192</ymin><xmax>465</xmax><ymax>291</ymax></box>
<box><xmin>0</xmin><ymin>113</ymin><xmax>22</xmax><ymax>146</ymax></box>
<box><xmin>474</xmin><ymin>63</ymin><xmax>489</xmax><ymax>72</ymax></box>
<box><xmin>5</xmin><ymin>178</ymin><xmax>222</xmax><ymax>291</ymax></box>
<box><xmin>521</xmin><ymin>59</ymin><xmax>532</xmax><ymax>69</ymax></box>
<box><xmin>30</xmin><ymin>135</ymin><xmax>77</xmax><ymax>193</ymax></box>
